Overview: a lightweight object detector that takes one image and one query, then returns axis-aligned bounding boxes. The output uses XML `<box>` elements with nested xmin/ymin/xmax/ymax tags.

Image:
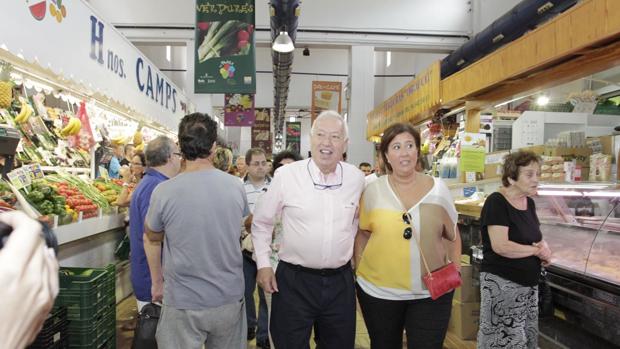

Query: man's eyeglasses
<box><xmin>173</xmin><ymin>152</ymin><xmax>183</xmax><ymax>158</ymax></box>
<box><xmin>402</xmin><ymin>212</ymin><xmax>413</xmax><ymax>240</ymax></box>
<box><xmin>249</xmin><ymin>161</ymin><xmax>268</xmax><ymax>167</ymax></box>
<box><xmin>307</xmin><ymin>161</ymin><xmax>343</xmax><ymax>190</ymax></box>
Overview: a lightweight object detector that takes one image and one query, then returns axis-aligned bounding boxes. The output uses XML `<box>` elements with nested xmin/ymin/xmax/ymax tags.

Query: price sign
<box><xmin>7</xmin><ymin>167</ymin><xmax>31</xmax><ymax>190</ymax></box>
<box><xmin>29</xmin><ymin>164</ymin><xmax>45</xmax><ymax>179</ymax></box>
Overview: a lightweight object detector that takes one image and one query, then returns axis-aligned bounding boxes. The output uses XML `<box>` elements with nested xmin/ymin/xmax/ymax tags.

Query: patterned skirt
<box><xmin>477</xmin><ymin>272</ymin><xmax>538</xmax><ymax>349</ymax></box>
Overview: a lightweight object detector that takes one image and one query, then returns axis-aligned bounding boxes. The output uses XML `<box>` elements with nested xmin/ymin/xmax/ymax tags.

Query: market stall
<box><xmin>367</xmin><ymin>0</ymin><xmax>620</xmax><ymax>347</ymax></box>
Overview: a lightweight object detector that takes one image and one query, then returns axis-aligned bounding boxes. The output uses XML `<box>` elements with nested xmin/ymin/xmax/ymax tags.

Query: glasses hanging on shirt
<box><xmin>402</xmin><ymin>212</ymin><xmax>413</xmax><ymax>240</ymax></box>
<box><xmin>307</xmin><ymin>161</ymin><xmax>343</xmax><ymax>190</ymax></box>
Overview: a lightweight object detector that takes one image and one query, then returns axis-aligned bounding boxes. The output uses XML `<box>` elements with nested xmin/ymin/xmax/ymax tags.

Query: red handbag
<box><xmin>410</xmin><ymin>228</ymin><xmax>462</xmax><ymax>300</ymax></box>
<box><xmin>422</xmin><ymin>262</ymin><xmax>462</xmax><ymax>300</ymax></box>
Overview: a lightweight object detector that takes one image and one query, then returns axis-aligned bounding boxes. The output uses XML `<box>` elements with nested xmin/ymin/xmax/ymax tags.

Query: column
<box><xmin>348</xmin><ymin>45</ymin><xmax>376</xmax><ymax>166</ymax></box>
<box><xmin>185</xmin><ymin>38</ymin><xmax>214</xmax><ymax>116</ymax></box>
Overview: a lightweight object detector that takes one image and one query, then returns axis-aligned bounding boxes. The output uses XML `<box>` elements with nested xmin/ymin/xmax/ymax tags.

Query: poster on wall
<box><xmin>311</xmin><ymin>81</ymin><xmax>342</xmax><ymax>123</ymax></box>
<box><xmin>285</xmin><ymin>122</ymin><xmax>301</xmax><ymax>153</ymax></box>
<box><xmin>224</xmin><ymin>93</ymin><xmax>255</xmax><ymax>126</ymax></box>
<box><xmin>195</xmin><ymin>0</ymin><xmax>256</xmax><ymax>93</ymax></box>
<box><xmin>251</xmin><ymin>108</ymin><xmax>271</xmax><ymax>154</ymax></box>
<box><xmin>459</xmin><ymin>132</ymin><xmax>487</xmax><ymax>173</ymax></box>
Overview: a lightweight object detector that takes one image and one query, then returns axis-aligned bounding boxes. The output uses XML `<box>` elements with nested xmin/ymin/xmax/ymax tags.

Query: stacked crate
<box><xmin>28</xmin><ymin>306</ymin><xmax>70</xmax><ymax>349</ymax></box>
<box><xmin>56</xmin><ymin>264</ymin><xmax>116</xmax><ymax>349</ymax></box>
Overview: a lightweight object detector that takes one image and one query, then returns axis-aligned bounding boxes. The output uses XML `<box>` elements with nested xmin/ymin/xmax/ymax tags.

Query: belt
<box><xmin>280</xmin><ymin>260</ymin><xmax>350</xmax><ymax>276</ymax></box>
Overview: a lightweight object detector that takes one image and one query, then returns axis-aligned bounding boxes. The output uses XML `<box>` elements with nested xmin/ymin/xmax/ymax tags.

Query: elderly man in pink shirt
<box><xmin>252</xmin><ymin>110</ymin><xmax>365</xmax><ymax>349</ymax></box>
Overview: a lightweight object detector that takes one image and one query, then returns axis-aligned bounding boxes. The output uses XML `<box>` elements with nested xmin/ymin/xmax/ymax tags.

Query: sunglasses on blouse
<box><xmin>402</xmin><ymin>212</ymin><xmax>412</xmax><ymax>240</ymax></box>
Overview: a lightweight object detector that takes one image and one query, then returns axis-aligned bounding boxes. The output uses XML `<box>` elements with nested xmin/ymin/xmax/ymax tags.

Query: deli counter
<box><xmin>454</xmin><ymin>181</ymin><xmax>620</xmax><ymax>348</ymax></box>
<box><xmin>533</xmin><ymin>183</ymin><xmax>620</xmax><ymax>347</ymax></box>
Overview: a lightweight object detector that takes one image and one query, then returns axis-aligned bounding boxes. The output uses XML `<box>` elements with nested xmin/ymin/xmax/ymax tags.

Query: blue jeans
<box><xmin>243</xmin><ymin>254</ymin><xmax>269</xmax><ymax>342</ymax></box>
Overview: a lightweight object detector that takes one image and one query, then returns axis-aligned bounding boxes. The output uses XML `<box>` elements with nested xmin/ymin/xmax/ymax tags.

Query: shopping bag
<box><xmin>131</xmin><ymin>303</ymin><xmax>161</xmax><ymax>349</ymax></box>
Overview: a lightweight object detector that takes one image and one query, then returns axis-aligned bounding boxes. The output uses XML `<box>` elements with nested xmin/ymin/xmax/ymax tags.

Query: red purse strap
<box><xmin>388</xmin><ymin>176</ymin><xmax>436</xmax><ymax>277</ymax></box>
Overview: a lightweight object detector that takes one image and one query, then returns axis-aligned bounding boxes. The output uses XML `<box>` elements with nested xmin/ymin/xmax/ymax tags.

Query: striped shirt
<box><xmin>243</xmin><ymin>177</ymin><xmax>271</xmax><ymax>214</ymax></box>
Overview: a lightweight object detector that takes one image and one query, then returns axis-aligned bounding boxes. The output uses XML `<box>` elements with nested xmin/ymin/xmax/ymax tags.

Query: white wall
<box><xmin>88</xmin><ymin>0</ymin><xmax>472</xmax><ymax>35</ymax></box>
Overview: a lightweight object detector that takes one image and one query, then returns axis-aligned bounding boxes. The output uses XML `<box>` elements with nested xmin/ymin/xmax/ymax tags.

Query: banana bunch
<box><xmin>14</xmin><ymin>98</ymin><xmax>33</xmax><ymax>123</ymax></box>
<box><xmin>111</xmin><ymin>136</ymin><xmax>126</xmax><ymax>146</ymax></box>
<box><xmin>133</xmin><ymin>129</ymin><xmax>144</xmax><ymax>152</ymax></box>
<box><xmin>60</xmin><ymin>117</ymin><xmax>82</xmax><ymax>137</ymax></box>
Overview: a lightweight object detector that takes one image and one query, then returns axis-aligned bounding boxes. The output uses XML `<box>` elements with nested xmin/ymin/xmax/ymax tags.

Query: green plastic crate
<box><xmin>56</xmin><ymin>265</ymin><xmax>116</xmax><ymax>319</ymax></box>
<box><xmin>68</xmin><ymin>305</ymin><xmax>115</xmax><ymax>348</ymax></box>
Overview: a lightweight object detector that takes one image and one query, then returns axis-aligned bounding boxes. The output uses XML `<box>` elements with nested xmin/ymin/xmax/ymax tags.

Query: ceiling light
<box><xmin>272</xmin><ymin>31</ymin><xmax>295</xmax><ymax>53</ymax></box>
<box><xmin>289</xmin><ymin>116</ymin><xmax>296</xmax><ymax>122</ymax></box>
<box><xmin>536</xmin><ymin>95</ymin><xmax>550</xmax><ymax>106</ymax></box>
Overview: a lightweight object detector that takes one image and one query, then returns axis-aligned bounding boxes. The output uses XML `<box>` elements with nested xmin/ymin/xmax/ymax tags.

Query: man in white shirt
<box><xmin>252</xmin><ymin>111</ymin><xmax>365</xmax><ymax>349</ymax></box>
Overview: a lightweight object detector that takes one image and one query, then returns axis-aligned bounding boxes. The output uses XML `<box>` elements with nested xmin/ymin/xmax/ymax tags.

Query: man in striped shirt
<box><xmin>241</xmin><ymin>147</ymin><xmax>271</xmax><ymax>348</ymax></box>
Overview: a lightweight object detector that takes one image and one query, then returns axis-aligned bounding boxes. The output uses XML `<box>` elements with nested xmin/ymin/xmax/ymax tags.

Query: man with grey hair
<box><xmin>252</xmin><ymin>110</ymin><xmax>365</xmax><ymax>348</ymax></box>
<box><xmin>129</xmin><ymin>136</ymin><xmax>182</xmax><ymax>311</ymax></box>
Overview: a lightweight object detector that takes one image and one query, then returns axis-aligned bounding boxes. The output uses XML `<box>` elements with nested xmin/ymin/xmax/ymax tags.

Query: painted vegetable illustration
<box><xmin>197</xmin><ymin>20</ymin><xmax>253</xmax><ymax>62</ymax></box>
<box><xmin>29</xmin><ymin>1</ymin><xmax>47</xmax><ymax>21</ymax></box>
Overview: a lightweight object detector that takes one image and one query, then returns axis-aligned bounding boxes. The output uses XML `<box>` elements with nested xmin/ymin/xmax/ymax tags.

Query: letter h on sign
<box><xmin>90</xmin><ymin>16</ymin><xmax>104</xmax><ymax>64</ymax></box>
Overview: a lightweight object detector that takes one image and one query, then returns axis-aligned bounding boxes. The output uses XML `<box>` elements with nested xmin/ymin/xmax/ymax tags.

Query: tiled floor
<box><xmin>116</xmin><ymin>295</ymin><xmax>475</xmax><ymax>349</ymax></box>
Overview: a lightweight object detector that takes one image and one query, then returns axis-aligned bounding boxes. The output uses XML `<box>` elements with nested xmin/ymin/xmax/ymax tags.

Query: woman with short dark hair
<box><xmin>354</xmin><ymin>122</ymin><xmax>461</xmax><ymax>348</ymax></box>
<box><xmin>477</xmin><ymin>150</ymin><xmax>552</xmax><ymax>349</ymax></box>
<box><xmin>271</xmin><ymin>150</ymin><xmax>302</xmax><ymax>176</ymax></box>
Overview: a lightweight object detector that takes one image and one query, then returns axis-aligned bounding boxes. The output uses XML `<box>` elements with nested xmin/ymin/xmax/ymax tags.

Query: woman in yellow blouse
<box><xmin>354</xmin><ymin>122</ymin><xmax>462</xmax><ymax>349</ymax></box>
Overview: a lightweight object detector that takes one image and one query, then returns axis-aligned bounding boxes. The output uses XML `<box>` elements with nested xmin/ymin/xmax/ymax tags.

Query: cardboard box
<box><xmin>542</xmin><ymin>146</ymin><xmax>592</xmax><ymax>167</ymax></box>
<box><xmin>448</xmin><ymin>300</ymin><xmax>480</xmax><ymax>340</ymax></box>
<box><xmin>484</xmin><ymin>150</ymin><xmax>510</xmax><ymax>179</ymax></box>
<box><xmin>454</xmin><ymin>263</ymin><xmax>480</xmax><ymax>303</ymax></box>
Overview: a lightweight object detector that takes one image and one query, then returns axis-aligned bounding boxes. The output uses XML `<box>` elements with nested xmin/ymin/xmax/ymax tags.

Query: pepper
<box><xmin>27</xmin><ymin>191</ymin><xmax>45</xmax><ymax>203</ymax></box>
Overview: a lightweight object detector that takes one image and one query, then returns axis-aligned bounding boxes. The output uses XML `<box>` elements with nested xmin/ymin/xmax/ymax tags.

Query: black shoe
<box><xmin>247</xmin><ymin>327</ymin><xmax>256</xmax><ymax>341</ymax></box>
<box><xmin>256</xmin><ymin>339</ymin><xmax>271</xmax><ymax>349</ymax></box>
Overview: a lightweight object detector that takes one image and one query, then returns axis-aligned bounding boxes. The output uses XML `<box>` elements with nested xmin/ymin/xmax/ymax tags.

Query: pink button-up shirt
<box><xmin>252</xmin><ymin>159</ymin><xmax>365</xmax><ymax>270</ymax></box>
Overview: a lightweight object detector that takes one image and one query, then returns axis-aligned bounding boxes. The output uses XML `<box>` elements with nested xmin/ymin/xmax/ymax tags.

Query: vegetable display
<box><xmin>21</xmin><ymin>179</ymin><xmax>72</xmax><ymax>224</ymax></box>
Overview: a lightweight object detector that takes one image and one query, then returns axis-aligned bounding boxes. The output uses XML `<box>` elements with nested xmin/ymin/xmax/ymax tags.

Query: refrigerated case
<box><xmin>533</xmin><ymin>183</ymin><xmax>620</xmax><ymax>347</ymax></box>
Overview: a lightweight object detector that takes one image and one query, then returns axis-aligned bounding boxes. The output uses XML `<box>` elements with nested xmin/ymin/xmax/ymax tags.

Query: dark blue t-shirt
<box><xmin>129</xmin><ymin>168</ymin><xmax>169</xmax><ymax>301</ymax></box>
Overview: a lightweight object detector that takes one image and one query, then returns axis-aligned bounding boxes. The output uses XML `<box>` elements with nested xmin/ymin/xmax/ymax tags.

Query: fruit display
<box><xmin>14</xmin><ymin>97</ymin><xmax>33</xmax><ymax>123</ymax></box>
<box><xmin>46</xmin><ymin>173</ymin><xmax>111</xmax><ymax>213</ymax></box>
<box><xmin>0</xmin><ymin>81</ymin><xmax>13</xmax><ymax>108</ymax></box>
<box><xmin>93</xmin><ymin>179</ymin><xmax>122</xmax><ymax>205</ymax></box>
<box><xmin>59</xmin><ymin>117</ymin><xmax>81</xmax><ymax>138</ymax></box>
<box><xmin>133</xmin><ymin>128</ymin><xmax>144</xmax><ymax>153</ymax></box>
<box><xmin>53</xmin><ymin>181</ymin><xmax>98</xmax><ymax>219</ymax></box>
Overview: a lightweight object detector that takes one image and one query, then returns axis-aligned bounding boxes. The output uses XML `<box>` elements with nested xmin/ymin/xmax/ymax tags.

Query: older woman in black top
<box><xmin>477</xmin><ymin>150</ymin><xmax>552</xmax><ymax>349</ymax></box>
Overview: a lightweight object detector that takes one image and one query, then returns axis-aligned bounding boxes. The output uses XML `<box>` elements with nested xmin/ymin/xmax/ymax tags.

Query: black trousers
<box><xmin>270</xmin><ymin>261</ymin><xmax>356</xmax><ymax>349</ymax></box>
<box><xmin>356</xmin><ymin>283</ymin><xmax>453</xmax><ymax>349</ymax></box>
